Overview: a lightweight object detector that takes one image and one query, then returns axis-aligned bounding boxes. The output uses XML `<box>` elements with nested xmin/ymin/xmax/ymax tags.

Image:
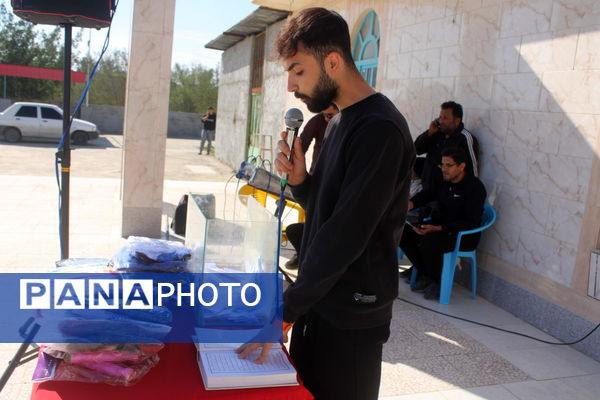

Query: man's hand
<box><xmin>413</xmin><ymin>224</ymin><xmax>442</xmax><ymax>235</ymax></box>
<box><xmin>408</xmin><ymin>200</ymin><xmax>414</xmax><ymax>211</ymax></box>
<box><xmin>235</xmin><ymin>342</ymin><xmax>275</xmax><ymax>364</ymax></box>
<box><xmin>427</xmin><ymin>119</ymin><xmax>440</xmax><ymax>136</ymax></box>
<box><xmin>275</xmin><ymin>131</ymin><xmax>308</xmax><ymax>186</ymax></box>
<box><xmin>234</xmin><ymin>322</ymin><xmax>293</xmax><ymax>364</ymax></box>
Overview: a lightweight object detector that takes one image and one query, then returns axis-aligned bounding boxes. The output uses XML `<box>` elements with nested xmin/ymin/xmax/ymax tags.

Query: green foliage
<box><xmin>169</xmin><ymin>63</ymin><xmax>219</xmax><ymax>113</ymax></box>
<box><xmin>0</xmin><ymin>4</ymin><xmax>66</xmax><ymax>100</ymax></box>
<box><xmin>0</xmin><ymin>4</ymin><xmax>85</xmax><ymax>102</ymax></box>
<box><xmin>75</xmin><ymin>50</ymin><xmax>128</xmax><ymax>106</ymax></box>
<box><xmin>0</xmin><ymin>4</ymin><xmax>219</xmax><ymax>113</ymax></box>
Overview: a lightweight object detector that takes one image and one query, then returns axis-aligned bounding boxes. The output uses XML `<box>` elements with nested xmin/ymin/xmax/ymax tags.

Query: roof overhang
<box><xmin>205</xmin><ymin>6</ymin><xmax>290</xmax><ymax>51</ymax></box>
<box><xmin>251</xmin><ymin>0</ymin><xmax>317</xmax><ymax>11</ymax></box>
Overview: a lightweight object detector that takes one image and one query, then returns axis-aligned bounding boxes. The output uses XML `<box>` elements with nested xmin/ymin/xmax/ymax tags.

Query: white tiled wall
<box><xmin>337</xmin><ymin>0</ymin><xmax>600</xmax><ymax>287</ymax></box>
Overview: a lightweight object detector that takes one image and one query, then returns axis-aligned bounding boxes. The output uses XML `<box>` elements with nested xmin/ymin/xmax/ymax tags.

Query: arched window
<box><xmin>353</xmin><ymin>11</ymin><xmax>380</xmax><ymax>87</ymax></box>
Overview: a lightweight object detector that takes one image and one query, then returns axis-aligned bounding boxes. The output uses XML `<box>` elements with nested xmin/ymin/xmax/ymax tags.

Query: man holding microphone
<box><xmin>237</xmin><ymin>8</ymin><xmax>415</xmax><ymax>400</ymax></box>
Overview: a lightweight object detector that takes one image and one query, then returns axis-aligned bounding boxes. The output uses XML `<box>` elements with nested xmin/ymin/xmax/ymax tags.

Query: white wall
<box><xmin>259</xmin><ymin>20</ymin><xmax>291</xmax><ymax>163</ymax></box>
<box><xmin>329</xmin><ymin>0</ymin><xmax>600</xmax><ymax>320</ymax></box>
<box><xmin>215</xmin><ymin>37</ymin><xmax>253</xmax><ymax>169</ymax></box>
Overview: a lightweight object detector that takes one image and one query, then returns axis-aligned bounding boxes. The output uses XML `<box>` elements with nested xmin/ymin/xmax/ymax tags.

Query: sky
<box><xmin>2</xmin><ymin>0</ymin><xmax>260</xmax><ymax>69</ymax></box>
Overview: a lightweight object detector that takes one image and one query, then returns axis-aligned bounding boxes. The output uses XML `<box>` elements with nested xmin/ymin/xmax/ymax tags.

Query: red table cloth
<box><xmin>31</xmin><ymin>343</ymin><xmax>313</xmax><ymax>400</ymax></box>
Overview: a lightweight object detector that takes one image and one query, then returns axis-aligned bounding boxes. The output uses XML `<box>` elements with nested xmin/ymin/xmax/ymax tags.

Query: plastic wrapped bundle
<box><xmin>32</xmin><ymin>306</ymin><xmax>172</xmax><ymax>385</ymax></box>
<box><xmin>53</xmin><ymin>258</ymin><xmax>115</xmax><ymax>273</ymax></box>
<box><xmin>111</xmin><ymin>236</ymin><xmax>192</xmax><ymax>273</ymax></box>
<box><xmin>33</xmin><ymin>343</ymin><xmax>163</xmax><ymax>386</ymax></box>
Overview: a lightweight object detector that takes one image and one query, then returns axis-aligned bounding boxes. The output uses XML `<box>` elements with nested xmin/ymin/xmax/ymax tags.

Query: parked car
<box><xmin>0</xmin><ymin>102</ymin><xmax>100</xmax><ymax>145</ymax></box>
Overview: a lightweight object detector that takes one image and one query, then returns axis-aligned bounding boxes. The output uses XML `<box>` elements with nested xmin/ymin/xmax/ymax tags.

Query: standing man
<box><xmin>285</xmin><ymin>103</ymin><xmax>339</xmax><ymax>269</ymax></box>
<box><xmin>237</xmin><ymin>8</ymin><xmax>415</xmax><ymax>400</ymax></box>
<box><xmin>414</xmin><ymin>101</ymin><xmax>478</xmax><ymax>190</ymax></box>
<box><xmin>400</xmin><ymin>147</ymin><xmax>486</xmax><ymax>300</ymax></box>
<box><xmin>199</xmin><ymin>106</ymin><xmax>216</xmax><ymax>155</ymax></box>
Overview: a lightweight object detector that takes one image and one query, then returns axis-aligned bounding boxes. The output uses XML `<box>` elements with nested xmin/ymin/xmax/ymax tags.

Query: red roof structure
<box><xmin>0</xmin><ymin>63</ymin><xmax>87</xmax><ymax>83</ymax></box>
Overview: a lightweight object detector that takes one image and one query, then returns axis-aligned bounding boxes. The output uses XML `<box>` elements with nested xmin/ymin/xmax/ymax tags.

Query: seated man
<box><xmin>399</xmin><ymin>147</ymin><xmax>486</xmax><ymax>300</ymax></box>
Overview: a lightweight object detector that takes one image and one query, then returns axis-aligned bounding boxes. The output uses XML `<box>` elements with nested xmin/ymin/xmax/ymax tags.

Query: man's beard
<box><xmin>295</xmin><ymin>69</ymin><xmax>338</xmax><ymax>113</ymax></box>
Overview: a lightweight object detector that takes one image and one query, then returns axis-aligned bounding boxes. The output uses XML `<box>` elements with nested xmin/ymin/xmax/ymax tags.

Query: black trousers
<box><xmin>399</xmin><ymin>224</ymin><xmax>478</xmax><ymax>283</ymax></box>
<box><xmin>290</xmin><ymin>311</ymin><xmax>390</xmax><ymax>400</ymax></box>
<box><xmin>286</xmin><ymin>222</ymin><xmax>304</xmax><ymax>253</ymax></box>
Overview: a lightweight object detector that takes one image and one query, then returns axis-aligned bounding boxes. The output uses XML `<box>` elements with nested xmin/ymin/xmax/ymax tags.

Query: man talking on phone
<box><xmin>236</xmin><ymin>7</ymin><xmax>415</xmax><ymax>400</ymax></box>
<box><xmin>414</xmin><ymin>101</ymin><xmax>479</xmax><ymax>190</ymax></box>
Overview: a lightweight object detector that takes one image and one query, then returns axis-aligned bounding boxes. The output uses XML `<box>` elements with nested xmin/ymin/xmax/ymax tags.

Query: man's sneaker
<box><xmin>423</xmin><ymin>282</ymin><xmax>440</xmax><ymax>301</ymax></box>
<box><xmin>285</xmin><ymin>254</ymin><xmax>299</xmax><ymax>269</ymax></box>
<box><xmin>400</xmin><ymin>267</ymin><xmax>413</xmax><ymax>278</ymax></box>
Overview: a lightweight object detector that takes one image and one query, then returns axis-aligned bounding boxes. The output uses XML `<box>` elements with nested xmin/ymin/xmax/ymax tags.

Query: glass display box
<box><xmin>185</xmin><ymin>193</ymin><xmax>279</xmax><ymax>274</ymax></box>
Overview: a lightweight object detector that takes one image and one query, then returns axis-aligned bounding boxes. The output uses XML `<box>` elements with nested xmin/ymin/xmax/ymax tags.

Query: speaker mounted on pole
<box><xmin>11</xmin><ymin>0</ymin><xmax>116</xmax><ymax>29</ymax></box>
<box><xmin>11</xmin><ymin>0</ymin><xmax>117</xmax><ymax>259</ymax></box>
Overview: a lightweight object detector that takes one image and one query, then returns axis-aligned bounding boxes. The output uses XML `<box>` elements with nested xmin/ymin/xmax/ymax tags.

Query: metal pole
<box><xmin>85</xmin><ymin>29</ymin><xmax>91</xmax><ymax>107</ymax></box>
<box><xmin>60</xmin><ymin>24</ymin><xmax>72</xmax><ymax>260</ymax></box>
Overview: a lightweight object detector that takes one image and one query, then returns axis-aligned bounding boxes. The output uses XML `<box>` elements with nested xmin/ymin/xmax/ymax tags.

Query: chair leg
<box><xmin>439</xmin><ymin>253</ymin><xmax>457</xmax><ymax>305</ymax></box>
<box><xmin>470</xmin><ymin>255</ymin><xmax>477</xmax><ymax>299</ymax></box>
<box><xmin>409</xmin><ymin>267</ymin><xmax>418</xmax><ymax>287</ymax></box>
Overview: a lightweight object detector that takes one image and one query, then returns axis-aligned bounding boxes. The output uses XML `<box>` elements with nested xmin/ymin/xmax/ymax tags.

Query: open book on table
<box><xmin>195</xmin><ymin>342</ymin><xmax>298</xmax><ymax>390</ymax></box>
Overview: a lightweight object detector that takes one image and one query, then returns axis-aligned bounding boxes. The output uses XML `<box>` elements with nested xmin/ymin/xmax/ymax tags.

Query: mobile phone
<box><xmin>434</xmin><ymin>119</ymin><xmax>441</xmax><ymax>128</ymax></box>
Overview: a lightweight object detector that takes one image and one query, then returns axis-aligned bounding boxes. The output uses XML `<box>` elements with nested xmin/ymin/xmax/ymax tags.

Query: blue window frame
<box><xmin>353</xmin><ymin>11</ymin><xmax>380</xmax><ymax>87</ymax></box>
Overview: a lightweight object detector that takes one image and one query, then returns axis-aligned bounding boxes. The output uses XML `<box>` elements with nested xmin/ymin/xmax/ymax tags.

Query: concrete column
<box><xmin>121</xmin><ymin>0</ymin><xmax>176</xmax><ymax>238</ymax></box>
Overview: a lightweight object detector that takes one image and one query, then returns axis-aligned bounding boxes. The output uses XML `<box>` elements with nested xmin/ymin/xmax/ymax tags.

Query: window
<box><xmin>15</xmin><ymin>106</ymin><xmax>37</xmax><ymax>118</ymax></box>
<box><xmin>41</xmin><ymin>107</ymin><xmax>62</xmax><ymax>120</ymax></box>
<box><xmin>353</xmin><ymin>11</ymin><xmax>380</xmax><ymax>87</ymax></box>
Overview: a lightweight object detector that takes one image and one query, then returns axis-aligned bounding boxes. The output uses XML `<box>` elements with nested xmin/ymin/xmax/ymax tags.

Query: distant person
<box><xmin>400</xmin><ymin>147</ymin><xmax>486</xmax><ymax>300</ymax></box>
<box><xmin>199</xmin><ymin>107</ymin><xmax>216</xmax><ymax>155</ymax></box>
<box><xmin>285</xmin><ymin>104</ymin><xmax>339</xmax><ymax>269</ymax></box>
<box><xmin>414</xmin><ymin>101</ymin><xmax>478</xmax><ymax>190</ymax></box>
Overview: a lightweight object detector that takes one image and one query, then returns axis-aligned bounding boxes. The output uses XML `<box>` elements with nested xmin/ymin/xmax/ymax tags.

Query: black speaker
<box><xmin>11</xmin><ymin>0</ymin><xmax>116</xmax><ymax>29</ymax></box>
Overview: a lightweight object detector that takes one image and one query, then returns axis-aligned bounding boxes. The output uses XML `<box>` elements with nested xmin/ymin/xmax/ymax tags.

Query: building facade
<box><xmin>210</xmin><ymin>0</ymin><xmax>600</xmax><ymax>360</ymax></box>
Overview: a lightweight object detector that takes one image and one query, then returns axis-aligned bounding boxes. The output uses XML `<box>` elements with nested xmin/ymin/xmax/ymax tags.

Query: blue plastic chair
<box><xmin>409</xmin><ymin>204</ymin><xmax>497</xmax><ymax>305</ymax></box>
<box><xmin>397</xmin><ymin>248</ymin><xmax>404</xmax><ymax>260</ymax></box>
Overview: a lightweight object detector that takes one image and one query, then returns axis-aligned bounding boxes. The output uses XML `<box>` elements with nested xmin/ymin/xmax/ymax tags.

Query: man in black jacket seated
<box><xmin>414</xmin><ymin>101</ymin><xmax>479</xmax><ymax>191</ymax></box>
<box><xmin>400</xmin><ymin>147</ymin><xmax>486</xmax><ymax>300</ymax></box>
<box><xmin>236</xmin><ymin>7</ymin><xmax>415</xmax><ymax>400</ymax></box>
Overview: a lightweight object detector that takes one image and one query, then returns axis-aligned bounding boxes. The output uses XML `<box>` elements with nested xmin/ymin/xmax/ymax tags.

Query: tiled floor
<box><xmin>380</xmin><ymin>277</ymin><xmax>600</xmax><ymax>399</ymax></box>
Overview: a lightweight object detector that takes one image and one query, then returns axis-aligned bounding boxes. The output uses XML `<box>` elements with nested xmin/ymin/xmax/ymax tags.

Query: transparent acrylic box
<box><xmin>184</xmin><ymin>193</ymin><xmax>281</xmax><ymax>332</ymax></box>
<box><xmin>184</xmin><ymin>193</ymin><xmax>279</xmax><ymax>274</ymax></box>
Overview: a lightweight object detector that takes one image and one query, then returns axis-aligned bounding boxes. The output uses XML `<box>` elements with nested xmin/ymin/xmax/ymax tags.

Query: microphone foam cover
<box><xmin>284</xmin><ymin>108</ymin><xmax>304</xmax><ymax>128</ymax></box>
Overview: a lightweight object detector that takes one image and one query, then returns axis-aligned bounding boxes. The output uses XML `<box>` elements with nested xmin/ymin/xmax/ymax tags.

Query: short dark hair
<box><xmin>275</xmin><ymin>8</ymin><xmax>356</xmax><ymax>67</ymax></box>
<box><xmin>441</xmin><ymin>146</ymin><xmax>467</xmax><ymax>165</ymax></box>
<box><xmin>207</xmin><ymin>106</ymin><xmax>214</xmax><ymax>110</ymax></box>
<box><xmin>441</xmin><ymin>101</ymin><xmax>463</xmax><ymax>119</ymax></box>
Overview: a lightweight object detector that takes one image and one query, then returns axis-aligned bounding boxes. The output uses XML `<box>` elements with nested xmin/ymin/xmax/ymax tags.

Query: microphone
<box><xmin>281</xmin><ymin>108</ymin><xmax>304</xmax><ymax>187</ymax></box>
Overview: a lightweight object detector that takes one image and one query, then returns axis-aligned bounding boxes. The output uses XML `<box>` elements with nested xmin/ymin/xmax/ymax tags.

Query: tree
<box><xmin>76</xmin><ymin>49</ymin><xmax>128</xmax><ymax>106</ymax></box>
<box><xmin>169</xmin><ymin>63</ymin><xmax>218</xmax><ymax>113</ymax></box>
<box><xmin>0</xmin><ymin>4</ymin><xmax>81</xmax><ymax>102</ymax></box>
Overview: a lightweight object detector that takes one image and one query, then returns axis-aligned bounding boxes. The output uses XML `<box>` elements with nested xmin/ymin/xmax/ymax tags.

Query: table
<box><xmin>31</xmin><ymin>343</ymin><xmax>313</xmax><ymax>400</ymax></box>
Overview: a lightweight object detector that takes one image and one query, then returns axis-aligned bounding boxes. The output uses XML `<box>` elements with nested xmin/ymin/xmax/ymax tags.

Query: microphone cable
<box><xmin>397</xmin><ymin>296</ymin><xmax>600</xmax><ymax>346</ymax></box>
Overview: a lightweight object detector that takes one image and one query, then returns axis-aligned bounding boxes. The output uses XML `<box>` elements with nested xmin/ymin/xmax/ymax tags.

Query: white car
<box><xmin>0</xmin><ymin>102</ymin><xmax>100</xmax><ymax>145</ymax></box>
